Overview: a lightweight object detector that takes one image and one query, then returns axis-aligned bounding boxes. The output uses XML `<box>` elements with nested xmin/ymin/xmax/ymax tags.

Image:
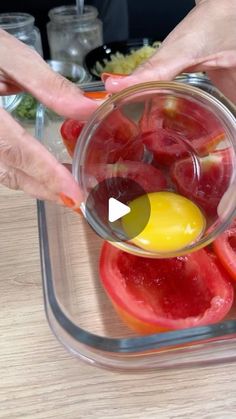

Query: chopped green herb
<box><xmin>15</xmin><ymin>94</ymin><xmax>37</xmax><ymax>120</ymax></box>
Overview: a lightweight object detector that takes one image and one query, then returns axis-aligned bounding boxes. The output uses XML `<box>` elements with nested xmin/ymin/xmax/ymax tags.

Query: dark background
<box><xmin>0</xmin><ymin>0</ymin><xmax>195</xmax><ymax>58</ymax></box>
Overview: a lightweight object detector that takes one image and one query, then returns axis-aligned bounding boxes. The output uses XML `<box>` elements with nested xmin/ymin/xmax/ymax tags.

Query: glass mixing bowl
<box><xmin>73</xmin><ymin>78</ymin><xmax>236</xmax><ymax>258</ymax></box>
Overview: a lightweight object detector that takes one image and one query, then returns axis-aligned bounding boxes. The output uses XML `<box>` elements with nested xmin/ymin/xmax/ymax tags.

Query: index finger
<box><xmin>0</xmin><ymin>29</ymin><xmax>99</xmax><ymax>120</ymax></box>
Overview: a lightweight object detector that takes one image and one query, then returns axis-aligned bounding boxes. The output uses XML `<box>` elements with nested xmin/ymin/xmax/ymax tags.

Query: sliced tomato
<box><xmin>140</xmin><ymin>95</ymin><xmax>223</xmax><ymax>137</ymax></box>
<box><xmin>171</xmin><ymin>149</ymin><xmax>233</xmax><ymax>217</ymax></box>
<box><xmin>60</xmin><ymin>119</ymin><xmax>85</xmax><ymax>157</ymax></box>
<box><xmin>139</xmin><ymin>95</ymin><xmax>165</xmax><ymax>133</ymax></box>
<box><xmin>99</xmin><ymin>242</ymin><xmax>234</xmax><ymax>335</ymax></box>
<box><xmin>139</xmin><ymin>95</ymin><xmax>225</xmax><ymax>161</ymax></box>
<box><xmin>60</xmin><ymin>109</ymin><xmax>143</xmax><ymax>163</ymax></box>
<box><xmin>191</xmin><ymin>130</ymin><xmax>225</xmax><ymax>156</ymax></box>
<box><xmin>85</xmin><ymin>109</ymin><xmax>143</xmax><ymax>166</ymax></box>
<box><xmin>140</xmin><ymin>129</ymin><xmax>189</xmax><ymax>166</ymax></box>
<box><xmin>163</xmin><ymin>98</ymin><xmax>224</xmax><ymax>148</ymax></box>
<box><xmin>87</xmin><ymin>160</ymin><xmax>167</xmax><ymax>192</ymax></box>
<box><xmin>213</xmin><ymin>223</ymin><xmax>236</xmax><ymax>281</ymax></box>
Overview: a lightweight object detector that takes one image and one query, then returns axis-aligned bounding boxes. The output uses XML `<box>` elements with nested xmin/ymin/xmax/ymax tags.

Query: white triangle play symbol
<box><xmin>108</xmin><ymin>197</ymin><xmax>131</xmax><ymax>223</ymax></box>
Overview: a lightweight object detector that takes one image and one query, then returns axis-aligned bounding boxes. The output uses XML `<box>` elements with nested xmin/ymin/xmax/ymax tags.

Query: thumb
<box><xmin>105</xmin><ymin>48</ymin><xmax>195</xmax><ymax>93</ymax></box>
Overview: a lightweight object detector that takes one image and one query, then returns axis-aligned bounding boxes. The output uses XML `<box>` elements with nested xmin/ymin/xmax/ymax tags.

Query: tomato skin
<box><xmin>213</xmin><ymin>226</ymin><xmax>236</xmax><ymax>281</ymax></box>
<box><xmin>140</xmin><ymin>129</ymin><xmax>189</xmax><ymax>166</ymax></box>
<box><xmin>87</xmin><ymin>160</ymin><xmax>167</xmax><ymax>193</ymax></box>
<box><xmin>139</xmin><ymin>95</ymin><xmax>165</xmax><ymax>133</ymax></box>
<box><xmin>99</xmin><ymin>242</ymin><xmax>234</xmax><ymax>334</ymax></box>
<box><xmin>114</xmin><ymin>303</ymin><xmax>168</xmax><ymax>334</ymax></box>
<box><xmin>139</xmin><ymin>95</ymin><xmax>225</xmax><ymax>164</ymax></box>
<box><xmin>191</xmin><ymin>130</ymin><xmax>225</xmax><ymax>156</ymax></box>
<box><xmin>85</xmin><ymin>109</ymin><xmax>143</xmax><ymax>166</ymax></box>
<box><xmin>60</xmin><ymin>109</ymin><xmax>143</xmax><ymax>163</ymax></box>
<box><xmin>60</xmin><ymin>119</ymin><xmax>85</xmax><ymax>157</ymax></box>
<box><xmin>171</xmin><ymin>149</ymin><xmax>233</xmax><ymax>217</ymax></box>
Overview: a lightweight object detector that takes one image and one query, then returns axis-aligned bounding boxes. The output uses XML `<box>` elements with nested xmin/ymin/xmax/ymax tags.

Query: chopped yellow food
<box><xmin>93</xmin><ymin>42</ymin><xmax>161</xmax><ymax>76</ymax></box>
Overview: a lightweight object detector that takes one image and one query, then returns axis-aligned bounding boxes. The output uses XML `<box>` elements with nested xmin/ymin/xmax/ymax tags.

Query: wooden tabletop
<box><xmin>1</xmin><ymin>184</ymin><xmax>236</xmax><ymax>419</ymax></box>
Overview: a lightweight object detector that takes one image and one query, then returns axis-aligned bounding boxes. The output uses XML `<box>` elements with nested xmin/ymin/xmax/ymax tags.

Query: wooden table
<box><xmin>1</xmin><ymin>185</ymin><xmax>236</xmax><ymax>419</ymax></box>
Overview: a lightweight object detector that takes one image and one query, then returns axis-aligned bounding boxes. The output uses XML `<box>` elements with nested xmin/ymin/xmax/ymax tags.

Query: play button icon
<box><xmin>84</xmin><ymin>176</ymin><xmax>151</xmax><ymax>243</ymax></box>
<box><xmin>108</xmin><ymin>198</ymin><xmax>131</xmax><ymax>222</ymax></box>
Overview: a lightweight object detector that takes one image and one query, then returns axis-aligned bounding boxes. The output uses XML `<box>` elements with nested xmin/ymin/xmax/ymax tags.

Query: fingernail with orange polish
<box><xmin>59</xmin><ymin>193</ymin><xmax>76</xmax><ymax>208</ymax></box>
<box><xmin>84</xmin><ymin>90</ymin><xmax>110</xmax><ymax>100</ymax></box>
<box><xmin>101</xmin><ymin>72</ymin><xmax>126</xmax><ymax>82</ymax></box>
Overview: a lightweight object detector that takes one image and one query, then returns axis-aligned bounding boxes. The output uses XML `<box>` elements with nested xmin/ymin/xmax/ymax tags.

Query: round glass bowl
<box><xmin>73</xmin><ymin>80</ymin><xmax>236</xmax><ymax>258</ymax></box>
<box><xmin>46</xmin><ymin>60</ymin><xmax>92</xmax><ymax>84</ymax></box>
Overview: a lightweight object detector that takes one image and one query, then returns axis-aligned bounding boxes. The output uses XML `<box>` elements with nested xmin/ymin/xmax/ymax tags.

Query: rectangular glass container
<box><xmin>36</xmin><ymin>78</ymin><xmax>236</xmax><ymax>371</ymax></box>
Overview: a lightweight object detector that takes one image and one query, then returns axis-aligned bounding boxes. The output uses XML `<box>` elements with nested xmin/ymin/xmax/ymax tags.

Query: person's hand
<box><xmin>105</xmin><ymin>0</ymin><xmax>236</xmax><ymax>104</ymax></box>
<box><xmin>0</xmin><ymin>29</ymin><xmax>99</xmax><ymax>208</ymax></box>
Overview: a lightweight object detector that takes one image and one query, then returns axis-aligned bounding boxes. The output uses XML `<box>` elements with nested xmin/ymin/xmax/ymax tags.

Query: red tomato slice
<box><xmin>139</xmin><ymin>95</ymin><xmax>225</xmax><ymax>163</ymax></box>
<box><xmin>213</xmin><ymin>223</ymin><xmax>236</xmax><ymax>281</ymax></box>
<box><xmin>163</xmin><ymin>98</ymin><xmax>224</xmax><ymax>148</ymax></box>
<box><xmin>87</xmin><ymin>160</ymin><xmax>167</xmax><ymax>193</ymax></box>
<box><xmin>140</xmin><ymin>129</ymin><xmax>189</xmax><ymax>166</ymax></box>
<box><xmin>139</xmin><ymin>95</ymin><xmax>165</xmax><ymax>133</ymax></box>
<box><xmin>85</xmin><ymin>109</ymin><xmax>143</xmax><ymax>166</ymax></box>
<box><xmin>99</xmin><ymin>242</ymin><xmax>234</xmax><ymax>334</ymax></box>
<box><xmin>191</xmin><ymin>130</ymin><xmax>225</xmax><ymax>156</ymax></box>
<box><xmin>60</xmin><ymin>109</ymin><xmax>143</xmax><ymax>163</ymax></box>
<box><xmin>171</xmin><ymin>149</ymin><xmax>233</xmax><ymax>217</ymax></box>
<box><xmin>60</xmin><ymin>119</ymin><xmax>85</xmax><ymax>157</ymax></box>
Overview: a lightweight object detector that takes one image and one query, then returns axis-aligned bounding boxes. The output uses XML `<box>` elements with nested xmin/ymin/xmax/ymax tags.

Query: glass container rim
<box><xmin>0</xmin><ymin>93</ymin><xmax>23</xmax><ymax>113</ymax></box>
<box><xmin>48</xmin><ymin>5</ymin><xmax>98</xmax><ymax>23</ymax></box>
<box><xmin>0</xmin><ymin>12</ymin><xmax>34</xmax><ymax>30</ymax></box>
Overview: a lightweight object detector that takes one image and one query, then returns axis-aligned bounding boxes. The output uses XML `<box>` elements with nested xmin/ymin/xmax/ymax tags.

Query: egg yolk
<box><xmin>122</xmin><ymin>191</ymin><xmax>206</xmax><ymax>253</ymax></box>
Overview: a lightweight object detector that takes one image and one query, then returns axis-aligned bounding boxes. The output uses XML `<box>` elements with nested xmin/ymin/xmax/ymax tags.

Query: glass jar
<box><xmin>0</xmin><ymin>13</ymin><xmax>43</xmax><ymax>55</ymax></box>
<box><xmin>47</xmin><ymin>5</ymin><xmax>103</xmax><ymax>66</ymax></box>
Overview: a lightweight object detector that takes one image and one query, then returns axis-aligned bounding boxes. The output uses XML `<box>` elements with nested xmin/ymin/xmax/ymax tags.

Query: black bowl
<box><xmin>84</xmin><ymin>38</ymin><xmax>156</xmax><ymax>80</ymax></box>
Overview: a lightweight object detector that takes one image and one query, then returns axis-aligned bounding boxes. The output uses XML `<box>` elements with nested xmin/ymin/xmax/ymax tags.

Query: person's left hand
<box><xmin>0</xmin><ymin>29</ymin><xmax>99</xmax><ymax>207</ymax></box>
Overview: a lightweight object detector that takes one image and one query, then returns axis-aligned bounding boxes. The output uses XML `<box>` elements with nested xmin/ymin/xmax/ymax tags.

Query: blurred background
<box><xmin>0</xmin><ymin>0</ymin><xmax>195</xmax><ymax>58</ymax></box>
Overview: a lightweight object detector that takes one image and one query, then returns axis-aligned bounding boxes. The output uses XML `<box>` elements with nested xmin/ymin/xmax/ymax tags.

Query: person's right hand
<box><xmin>105</xmin><ymin>0</ymin><xmax>236</xmax><ymax>104</ymax></box>
<box><xmin>0</xmin><ymin>29</ymin><xmax>100</xmax><ymax>208</ymax></box>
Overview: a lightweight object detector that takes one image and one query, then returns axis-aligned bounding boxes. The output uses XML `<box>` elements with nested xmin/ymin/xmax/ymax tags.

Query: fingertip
<box><xmin>61</xmin><ymin>92</ymin><xmax>100</xmax><ymax>120</ymax></box>
<box><xmin>59</xmin><ymin>187</ymin><xmax>82</xmax><ymax>210</ymax></box>
<box><xmin>56</xmin><ymin>162</ymin><xmax>83</xmax><ymax>208</ymax></box>
<box><xmin>105</xmin><ymin>75</ymin><xmax>141</xmax><ymax>92</ymax></box>
<box><xmin>101</xmin><ymin>72</ymin><xmax>126</xmax><ymax>83</ymax></box>
<box><xmin>31</xmin><ymin>68</ymin><xmax>101</xmax><ymax>120</ymax></box>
